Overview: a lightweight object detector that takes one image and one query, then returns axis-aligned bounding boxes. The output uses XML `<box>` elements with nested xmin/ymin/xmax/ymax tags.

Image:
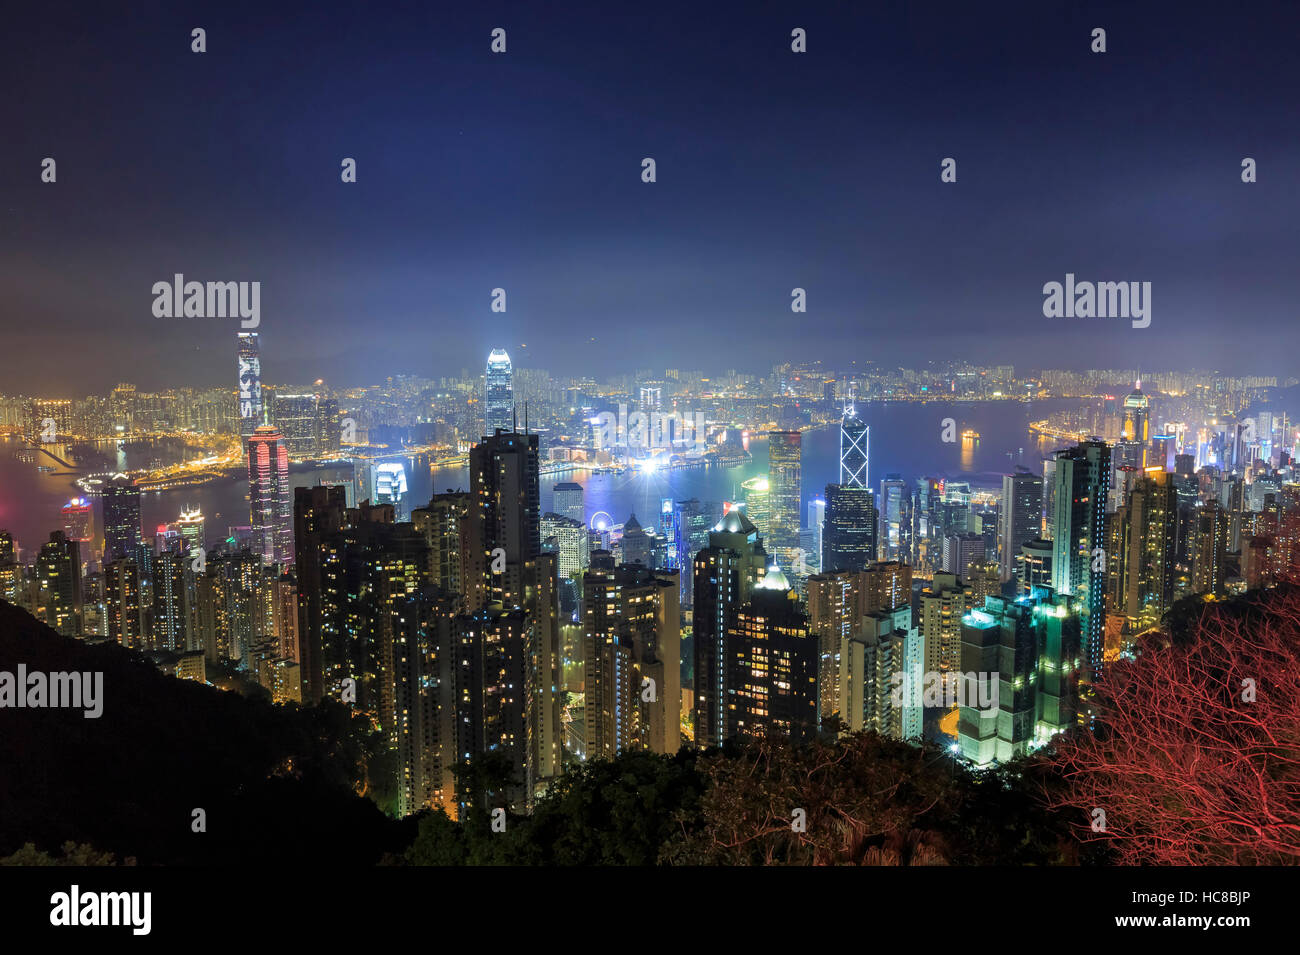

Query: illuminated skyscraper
<box><xmin>581</xmin><ymin>556</ymin><xmax>681</xmax><ymax>757</ymax></box>
<box><xmin>839</xmin><ymin>401</ymin><xmax>869</xmax><ymax>488</ymax></box>
<box><xmin>1112</xmin><ymin>469</ymin><xmax>1179</xmax><ymax>633</ymax></box>
<box><xmin>822</xmin><ymin>483</ymin><xmax>877</xmax><ymax>572</ymax></box>
<box><xmin>237</xmin><ymin>332</ymin><xmax>263</xmax><ymax>453</ymax></box>
<box><xmin>151</xmin><ymin>550</ymin><xmax>189</xmax><ymax>652</ymax></box>
<box><xmin>104</xmin><ymin>557</ymin><xmax>142</xmax><ymax>648</ymax></box>
<box><xmin>372</xmin><ymin>462</ymin><xmax>410</xmax><ymax>520</ymax></box>
<box><xmin>998</xmin><ymin>467</ymin><xmax>1043</xmax><ymax>583</ymax></box>
<box><xmin>101</xmin><ymin>476</ymin><xmax>141</xmax><ymax>563</ymax></box>
<box><xmin>1191</xmin><ymin>501</ymin><xmax>1230</xmax><ymax>596</ymax></box>
<box><xmin>726</xmin><ymin>566</ymin><xmax>818</xmax><ymax>744</ymax></box>
<box><xmin>484</xmin><ymin>348</ymin><xmax>513</xmax><ymax>436</ymax></box>
<box><xmin>1051</xmin><ymin>440</ymin><xmax>1111</xmax><ymax>684</ymax></box>
<box><xmin>671</xmin><ymin>498</ymin><xmax>715</xmax><ymax>608</ymax></box>
<box><xmin>958</xmin><ymin>590</ymin><xmax>1080</xmax><ymax>767</ymax></box>
<box><xmin>553</xmin><ymin>482</ymin><xmax>584</xmax><ymax>524</ymax></box>
<box><xmin>693</xmin><ymin>509</ymin><xmax>769</xmax><ymax>749</ymax></box>
<box><xmin>247</xmin><ymin>425</ymin><xmax>293</xmax><ymax>566</ymax></box>
<box><xmin>176</xmin><ymin>507</ymin><xmax>205</xmax><ymax>566</ymax></box>
<box><xmin>879</xmin><ymin>475</ymin><xmax>906</xmax><ymax>560</ymax></box>
<box><xmin>767</xmin><ymin>431</ymin><xmax>802</xmax><ymax>572</ymax></box>
<box><xmin>273</xmin><ymin>393</ymin><xmax>320</xmax><ymax>458</ymax></box>
<box><xmin>61</xmin><ymin>497</ymin><xmax>93</xmax><ymax>545</ymax></box>
<box><xmin>37</xmin><ymin>530</ymin><xmax>82</xmax><ymax>637</ymax></box>
<box><xmin>740</xmin><ymin>475</ymin><xmax>770</xmax><ymax>536</ymax></box>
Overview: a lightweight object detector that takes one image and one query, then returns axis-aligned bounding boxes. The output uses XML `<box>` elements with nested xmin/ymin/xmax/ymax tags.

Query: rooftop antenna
<box><xmin>525</xmin><ymin>402</ymin><xmax>529</xmax><ymax>435</ymax></box>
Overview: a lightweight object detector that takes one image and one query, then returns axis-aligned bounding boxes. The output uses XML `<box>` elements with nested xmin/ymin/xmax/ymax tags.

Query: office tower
<box><xmin>919</xmin><ymin>572</ymin><xmax>972</xmax><ymax>677</ymax></box>
<box><xmin>581</xmin><ymin>556</ymin><xmax>681</xmax><ymax>757</ymax></box>
<box><xmin>37</xmin><ymin>531</ymin><xmax>82</xmax><ymax>637</ymax></box>
<box><xmin>839</xmin><ymin>403</ymin><xmax>869</xmax><ymax>488</ymax></box>
<box><xmin>315</xmin><ymin>397</ymin><xmax>341</xmax><ymax>456</ymax></box>
<box><xmin>998</xmin><ymin>468</ymin><xmax>1044</xmax><ymax>583</ymax></box>
<box><xmin>726</xmin><ymin>566</ymin><xmax>818</xmax><ymax>743</ymax></box>
<box><xmin>1150</xmin><ymin>434</ymin><xmax>1175</xmax><ymax>472</ymax></box>
<box><xmin>104</xmin><ymin>557</ymin><xmax>142</xmax><ymax>648</ymax></box>
<box><xmin>692</xmin><ymin>509</ymin><xmax>769</xmax><ymax>749</ymax></box>
<box><xmin>821</xmin><ymin>483</ymin><xmax>877</xmax><ymax>572</ymax></box>
<box><xmin>879</xmin><ymin>475</ymin><xmax>906</xmax><ymax>560</ymax></box>
<box><xmin>1192</xmin><ymin>501</ymin><xmax>1230</xmax><ymax>596</ymax></box>
<box><xmin>61</xmin><ymin>497</ymin><xmax>93</xmax><ymax>546</ymax></box>
<box><xmin>839</xmin><ymin>604</ymin><xmax>914</xmax><ymax>738</ymax></box>
<box><xmin>371</xmin><ymin>462</ymin><xmax>410</xmax><ymax>520</ymax></box>
<box><xmin>639</xmin><ymin>384</ymin><xmax>662</xmax><ymax>410</ymax></box>
<box><xmin>942</xmin><ymin>532</ymin><xmax>985</xmax><ymax>579</ymax></box>
<box><xmin>740</xmin><ymin>476</ymin><xmax>770</xmax><ymax>536</ymax></box>
<box><xmin>484</xmin><ymin>347</ymin><xmax>514</xmax><ymax>436</ymax></box>
<box><xmin>273</xmin><ymin>393</ymin><xmax>320</xmax><ymax>458</ymax></box>
<box><xmin>237</xmin><ymin>332</ymin><xmax>263</xmax><ymax>453</ymax></box>
<box><xmin>553</xmin><ymin>481</ymin><xmax>584</xmax><ymax>524</ymax></box>
<box><xmin>247</xmin><ymin>425</ymin><xmax>293</xmax><ymax>566</ymax></box>
<box><xmin>1020</xmin><ymin>539</ymin><xmax>1054</xmax><ymax>596</ymax></box>
<box><xmin>620</xmin><ymin>513</ymin><xmax>651</xmax><ymax>567</ymax></box>
<box><xmin>151</xmin><ymin>550</ymin><xmax>189</xmax><ymax>651</ymax></box>
<box><xmin>1112</xmin><ymin>469</ymin><xmax>1179</xmax><ymax>633</ymax></box>
<box><xmin>1050</xmin><ymin>440</ymin><xmax>1112</xmax><ymax>683</ymax></box>
<box><xmin>172</xmin><ymin>507</ymin><xmax>204</xmax><ymax>575</ymax></box>
<box><xmin>767</xmin><ymin>431</ymin><xmax>802</xmax><ymax>572</ymax></box>
<box><xmin>1114</xmin><ymin>381</ymin><xmax>1149</xmax><ymax>472</ymax></box>
<box><xmin>101</xmin><ymin>476</ymin><xmax>142</xmax><ymax>563</ymax></box>
<box><xmin>806</xmin><ymin>497</ymin><xmax>826</xmax><ymax>575</ymax></box>
<box><xmin>672</xmin><ymin>498</ymin><xmax>714</xmax><ymax>608</ymax></box>
<box><xmin>958</xmin><ymin>590</ymin><xmax>1080</xmax><ymax>767</ymax></box>
<box><xmin>412</xmin><ymin>492</ymin><xmax>477</xmax><ymax>602</ymax></box>
<box><xmin>540</xmin><ymin>512</ymin><xmax>589</xmax><ymax>580</ymax></box>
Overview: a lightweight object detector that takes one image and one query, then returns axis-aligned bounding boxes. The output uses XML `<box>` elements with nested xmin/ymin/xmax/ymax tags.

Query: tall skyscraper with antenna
<box><xmin>237</xmin><ymin>332</ymin><xmax>263</xmax><ymax>457</ymax></box>
<box><xmin>485</xmin><ymin>347</ymin><xmax>513</xmax><ymax>436</ymax></box>
<box><xmin>840</xmin><ymin>387</ymin><xmax>869</xmax><ymax>488</ymax></box>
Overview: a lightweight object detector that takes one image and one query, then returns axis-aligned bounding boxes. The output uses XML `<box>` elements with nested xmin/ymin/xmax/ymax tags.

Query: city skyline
<box><xmin>3</xmin><ymin>0</ymin><xmax>1299</xmax><ymax>896</ymax></box>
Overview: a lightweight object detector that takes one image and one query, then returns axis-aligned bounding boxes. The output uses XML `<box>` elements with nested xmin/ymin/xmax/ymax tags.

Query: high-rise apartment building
<box><xmin>692</xmin><ymin>509</ymin><xmax>769</xmax><ymax>749</ymax></box>
<box><xmin>581</xmin><ymin>554</ymin><xmax>681</xmax><ymax>757</ymax></box>
<box><xmin>726</xmin><ymin>567</ymin><xmax>818</xmax><ymax>744</ymax></box>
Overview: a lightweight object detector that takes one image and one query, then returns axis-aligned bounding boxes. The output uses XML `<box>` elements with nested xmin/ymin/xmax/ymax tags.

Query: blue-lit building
<box><xmin>484</xmin><ymin>347</ymin><xmax>513</xmax><ymax>436</ymax></box>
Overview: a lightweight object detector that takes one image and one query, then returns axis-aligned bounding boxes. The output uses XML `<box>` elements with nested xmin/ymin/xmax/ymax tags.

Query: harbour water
<box><xmin>0</xmin><ymin>399</ymin><xmax>1076</xmax><ymax>558</ymax></box>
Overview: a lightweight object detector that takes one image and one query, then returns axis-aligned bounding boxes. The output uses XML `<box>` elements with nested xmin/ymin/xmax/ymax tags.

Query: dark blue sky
<box><xmin>4</xmin><ymin>0</ymin><xmax>1298</xmax><ymax>394</ymax></box>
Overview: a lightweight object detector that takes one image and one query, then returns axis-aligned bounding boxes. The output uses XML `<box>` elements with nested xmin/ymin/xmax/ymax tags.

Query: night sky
<box><xmin>4</xmin><ymin>0</ymin><xmax>1299</xmax><ymax>395</ymax></box>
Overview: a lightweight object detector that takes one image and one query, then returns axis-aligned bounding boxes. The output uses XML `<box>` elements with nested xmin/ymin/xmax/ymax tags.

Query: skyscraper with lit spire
<box><xmin>839</xmin><ymin>388</ymin><xmax>869</xmax><ymax>488</ymax></box>
<box><xmin>484</xmin><ymin>347</ymin><xmax>513</xmax><ymax>436</ymax></box>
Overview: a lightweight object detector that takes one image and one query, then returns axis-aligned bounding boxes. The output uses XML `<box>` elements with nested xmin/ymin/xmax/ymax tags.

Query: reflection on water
<box><xmin>0</xmin><ymin>400</ymin><xmax>1081</xmax><ymax>559</ymax></box>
